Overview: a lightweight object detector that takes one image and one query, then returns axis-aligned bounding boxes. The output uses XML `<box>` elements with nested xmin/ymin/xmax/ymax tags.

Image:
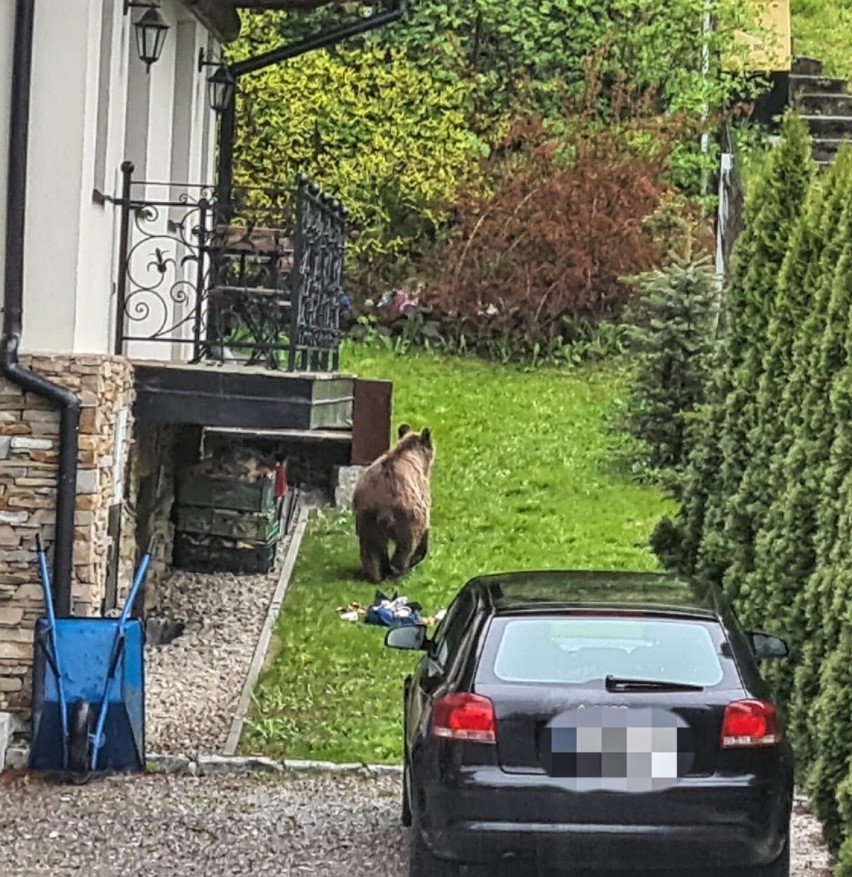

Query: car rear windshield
<box><xmin>490</xmin><ymin>615</ymin><xmax>726</xmax><ymax>687</ymax></box>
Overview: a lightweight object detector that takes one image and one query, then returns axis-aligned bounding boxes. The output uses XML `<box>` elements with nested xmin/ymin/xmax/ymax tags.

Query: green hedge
<box><xmin>652</xmin><ymin>113</ymin><xmax>852</xmax><ymax>865</ymax></box>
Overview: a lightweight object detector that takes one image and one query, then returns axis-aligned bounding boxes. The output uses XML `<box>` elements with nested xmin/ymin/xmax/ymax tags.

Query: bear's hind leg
<box><xmin>360</xmin><ymin>535</ymin><xmax>389</xmax><ymax>584</ymax></box>
<box><xmin>390</xmin><ymin>533</ymin><xmax>416</xmax><ymax>577</ymax></box>
<box><xmin>409</xmin><ymin>529</ymin><xmax>429</xmax><ymax>568</ymax></box>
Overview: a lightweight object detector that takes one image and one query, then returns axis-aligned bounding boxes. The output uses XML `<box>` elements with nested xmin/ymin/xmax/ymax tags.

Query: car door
<box><xmin>406</xmin><ymin>590</ymin><xmax>476</xmax><ymax>760</ymax></box>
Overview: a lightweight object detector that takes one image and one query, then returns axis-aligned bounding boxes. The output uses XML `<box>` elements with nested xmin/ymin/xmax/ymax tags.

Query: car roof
<box><xmin>462</xmin><ymin>570</ymin><xmax>727</xmax><ymax>620</ymax></box>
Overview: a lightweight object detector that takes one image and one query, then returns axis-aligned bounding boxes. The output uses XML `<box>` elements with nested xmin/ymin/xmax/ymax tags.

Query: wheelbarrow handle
<box><xmin>36</xmin><ymin>532</ymin><xmax>44</xmax><ymax>554</ymax></box>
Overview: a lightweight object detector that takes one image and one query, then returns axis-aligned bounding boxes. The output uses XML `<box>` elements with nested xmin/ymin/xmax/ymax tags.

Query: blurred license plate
<box><xmin>540</xmin><ymin>705</ymin><xmax>696</xmax><ymax>791</ymax></box>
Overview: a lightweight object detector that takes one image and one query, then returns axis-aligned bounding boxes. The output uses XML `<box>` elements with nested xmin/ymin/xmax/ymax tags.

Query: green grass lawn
<box><xmin>239</xmin><ymin>345</ymin><xmax>676</xmax><ymax>764</ymax></box>
<box><xmin>792</xmin><ymin>0</ymin><xmax>852</xmax><ymax>80</ymax></box>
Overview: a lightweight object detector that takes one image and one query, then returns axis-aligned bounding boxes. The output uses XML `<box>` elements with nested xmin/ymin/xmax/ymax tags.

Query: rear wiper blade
<box><xmin>604</xmin><ymin>675</ymin><xmax>704</xmax><ymax>692</ymax></box>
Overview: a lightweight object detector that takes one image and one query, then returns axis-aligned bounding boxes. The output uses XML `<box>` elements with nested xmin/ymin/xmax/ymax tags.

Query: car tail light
<box><xmin>721</xmin><ymin>699</ymin><xmax>782</xmax><ymax>748</ymax></box>
<box><xmin>432</xmin><ymin>693</ymin><xmax>496</xmax><ymax>744</ymax></box>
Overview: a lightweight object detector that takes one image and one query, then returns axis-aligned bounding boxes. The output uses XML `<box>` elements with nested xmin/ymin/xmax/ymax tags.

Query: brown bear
<box><xmin>352</xmin><ymin>423</ymin><xmax>435</xmax><ymax>583</ymax></box>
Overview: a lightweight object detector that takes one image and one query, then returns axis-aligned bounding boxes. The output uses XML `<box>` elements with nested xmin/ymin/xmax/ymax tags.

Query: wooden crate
<box><xmin>176</xmin><ymin>506</ymin><xmax>280</xmax><ymax>542</ymax></box>
<box><xmin>176</xmin><ymin>474</ymin><xmax>275</xmax><ymax>514</ymax></box>
<box><xmin>173</xmin><ymin>531</ymin><xmax>278</xmax><ymax>575</ymax></box>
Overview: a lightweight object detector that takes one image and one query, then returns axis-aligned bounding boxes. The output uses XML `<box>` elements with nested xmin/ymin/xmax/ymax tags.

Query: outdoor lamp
<box><xmin>207</xmin><ymin>66</ymin><xmax>236</xmax><ymax>114</ymax></box>
<box><xmin>198</xmin><ymin>49</ymin><xmax>237</xmax><ymax>113</ymax></box>
<box><xmin>125</xmin><ymin>2</ymin><xmax>170</xmax><ymax>73</ymax></box>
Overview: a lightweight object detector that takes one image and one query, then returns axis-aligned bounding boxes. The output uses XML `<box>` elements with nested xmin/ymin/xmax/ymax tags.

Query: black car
<box><xmin>385</xmin><ymin>570</ymin><xmax>793</xmax><ymax>877</ymax></box>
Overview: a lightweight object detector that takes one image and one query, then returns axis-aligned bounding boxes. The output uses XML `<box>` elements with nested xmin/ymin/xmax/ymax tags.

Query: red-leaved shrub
<box><xmin>419</xmin><ymin>82</ymin><xmax>701</xmax><ymax>353</ymax></box>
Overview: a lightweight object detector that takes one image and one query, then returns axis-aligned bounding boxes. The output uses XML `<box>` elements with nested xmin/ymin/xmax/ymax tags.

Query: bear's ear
<box><xmin>420</xmin><ymin>427</ymin><xmax>432</xmax><ymax>448</ymax></box>
<box><xmin>398</xmin><ymin>423</ymin><xmax>411</xmax><ymax>439</ymax></box>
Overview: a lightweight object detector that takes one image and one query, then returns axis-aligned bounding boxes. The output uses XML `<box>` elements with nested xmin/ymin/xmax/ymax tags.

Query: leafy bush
<box><xmin>417</xmin><ymin>90</ymin><xmax>700</xmax><ymax>358</ymax></box>
<box><xmin>619</xmin><ymin>258</ymin><xmax>719</xmax><ymax>484</ymax></box>
<box><xmin>228</xmin><ymin>14</ymin><xmax>491</xmax><ymax>294</ymax></box>
<box><xmin>345</xmin><ymin>306</ymin><xmax>633</xmax><ymax>366</ymax></box>
<box><xmin>228</xmin><ymin>0</ymin><xmax>768</xmax><ymax>290</ymax></box>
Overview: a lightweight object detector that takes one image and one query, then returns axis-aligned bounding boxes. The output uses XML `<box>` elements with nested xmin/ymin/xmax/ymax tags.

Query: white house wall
<box><xmin>75</xmin><ymin>0</ymin><xmax>127</xmax><ymax>355</ymax></box>
<box><xmin>22</xmin><ymin>0</ymin><xmax>94</xmax><ymax>353</ymax></box>
<box><xmin>0</xmin><ymin>0</ymin><xmax>221</xmax><ymax>358</ymax></box>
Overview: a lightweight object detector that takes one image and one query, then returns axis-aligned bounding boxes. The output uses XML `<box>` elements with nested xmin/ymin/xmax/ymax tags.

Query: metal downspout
<box><xmin>1</xmin><ymin>0</ymin><xmax>80</xmax><ymax>617</ymax></box>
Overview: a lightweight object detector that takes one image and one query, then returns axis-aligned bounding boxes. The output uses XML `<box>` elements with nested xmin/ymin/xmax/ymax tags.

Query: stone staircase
<box><xmin>790</xmin><ymin>57</ymin><xmax>852</xmax><ymax>167</ymax></box>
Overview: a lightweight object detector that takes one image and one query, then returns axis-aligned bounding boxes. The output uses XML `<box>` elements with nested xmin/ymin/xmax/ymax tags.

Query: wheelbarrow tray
<box><xmin>30</xmin><ymin>616</ymin><xmax>145</xmax><ymax>774</ymax></box>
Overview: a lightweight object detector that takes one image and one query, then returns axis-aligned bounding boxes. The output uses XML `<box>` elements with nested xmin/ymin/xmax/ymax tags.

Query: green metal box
<box><xmin>176</xmin><ymin>474</ymin><xmax>275</xmax><ymax>514</ymax></box>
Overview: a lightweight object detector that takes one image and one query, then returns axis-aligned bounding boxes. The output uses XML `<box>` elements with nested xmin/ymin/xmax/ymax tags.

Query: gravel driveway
<box><xmin>0</xmin><ymin>770</ymin><xmax>833</xmax><ymax>876</ymax></box>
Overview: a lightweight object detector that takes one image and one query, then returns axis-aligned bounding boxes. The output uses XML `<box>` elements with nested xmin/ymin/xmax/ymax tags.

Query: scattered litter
<box><xmin>365</xmin><ymin>592</ymin><xmax>423</xmax><ymax>628</ymax></box>
<box><xmin>337</xmin><ymin>602</ymin><xmax>366</xmax><ymax>623</ymax></box>
<box><xmin>337</xmin><ymin>596</ymin><xmax>448</xmax><ymax>629</ymax></box>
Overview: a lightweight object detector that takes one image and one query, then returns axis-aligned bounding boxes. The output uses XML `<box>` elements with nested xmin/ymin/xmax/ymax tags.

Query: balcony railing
<box><xmin>113</xmin><ymin>161</ymin><xmax>347</xmax><ymax>371</ymax></box>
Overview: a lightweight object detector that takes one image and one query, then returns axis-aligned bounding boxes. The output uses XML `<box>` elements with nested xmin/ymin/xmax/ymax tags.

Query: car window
<box><xmin>431</xmin><ymin>591</ymin><xmax>474</xmax><ymax>668</ymax></box>
<box><xmin>489</xmin><ymin>616</ymin><xmax>726</xmax><ymax>687</ymax></box>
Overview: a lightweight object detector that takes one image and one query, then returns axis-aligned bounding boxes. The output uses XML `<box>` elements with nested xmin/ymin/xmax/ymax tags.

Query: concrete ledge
<box><xmin>150</xmin><ymin>753</ymin><xmax>402</xmax><ymax>777</ymax></box>
<box><xmin>334</xmin><ymin>465</ymin><xmax>368</xmax><ymax>508</ymax></box>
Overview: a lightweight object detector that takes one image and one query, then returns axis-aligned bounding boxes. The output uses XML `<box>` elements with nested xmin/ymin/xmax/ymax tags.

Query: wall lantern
<box><xmin>124</xmin><ymin>1</ymin><xmax>170</xmax><ymax>73</ymax></box>
<box><xmin>198</xmin><ymin>49</ymin><xmax>237</xmax><ymax>114</ymax></box>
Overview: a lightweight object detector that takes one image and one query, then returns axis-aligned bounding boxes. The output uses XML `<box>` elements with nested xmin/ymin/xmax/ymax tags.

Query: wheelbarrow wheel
<box><xmin>68</xmin><ymin>700</ymin><xmax>94</xmax><ymax>775</ymax></box>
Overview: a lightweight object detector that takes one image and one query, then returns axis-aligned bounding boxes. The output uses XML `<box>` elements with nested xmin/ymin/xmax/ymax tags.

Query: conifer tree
<box><xmin>694</xmin><ymin>113</ymin><xmax>813</xmax><ymax>595</ymax></box>
<box><xmin>830</xmin><ymin>768</ymin><xmax>852</xmax><ymax>874</ymax></box>
<box><xmin>787</xmin><ymin>202</ymin><xmax>852</xmax><ymax>763</ymax></box>
<box><xmin>807</xmin><ymin>562</ymin><xmax>852</xmax><ymax>853</ymax></box>
<box><xmin>741</xmin><ymin>149</ymin><xmax>852</xmax><ymax>709</ymax></box>
<box><xmin>621</xmin><ymin>259</ymin><xmax>718</xmax><ymax>477</ymax></box>
<box><xmin>651</xmin><ymin>115</ymin><xmax>808</xmax><ymax>578</ymax></box>
<box><xmin>733</xmin><ymin>152</ymin><xmax>846</xmax><ymax>629</ymax></box>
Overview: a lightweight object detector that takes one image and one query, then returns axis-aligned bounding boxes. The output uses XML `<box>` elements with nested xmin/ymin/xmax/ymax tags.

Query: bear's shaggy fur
<box><xmin>352</xmin><ymin>423</ymin><xmax>435</xmax><ymax>583</ymax></box>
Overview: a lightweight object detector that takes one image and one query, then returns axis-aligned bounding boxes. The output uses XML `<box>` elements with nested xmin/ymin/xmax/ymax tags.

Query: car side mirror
<box><xmin>749</xmin><ymin>631</ymin><xmax>789</xmax><ymax>660</ymax></box>
<box><xmin>385</xmin><ymin>624</ymin><xmax>429</xmax><ymax>652</ymax></box>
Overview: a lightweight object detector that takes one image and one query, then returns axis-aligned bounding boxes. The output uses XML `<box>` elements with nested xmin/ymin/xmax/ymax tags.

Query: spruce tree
<box><xmin>621</xmin><ymin>259</ymin><xmax>718</xmax><ymax>477</ymax></box>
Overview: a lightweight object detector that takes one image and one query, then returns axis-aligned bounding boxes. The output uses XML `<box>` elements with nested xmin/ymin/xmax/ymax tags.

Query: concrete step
<box><xmin>800</xmin><ymin>115</ymin><xmax>852</xmax><ymax>137</ymax></box>
<box><xmin>812</xmin><ymin>137</ymin><xmax>852</xmax><ymax>164</ymax></box>
<box><xmin>793</xmin><ymin>56</ymin><xmax>825</xmax><ymax>76</ymax></box>
<box><xmin>791</xmin><ymin>75</ymin><xmax>849</xmax><ymax>97</ymax></box>
<box><xmin>797</xmin><ymin>93</ymin><xmax>852</xmax><ymax>116</ymax></box>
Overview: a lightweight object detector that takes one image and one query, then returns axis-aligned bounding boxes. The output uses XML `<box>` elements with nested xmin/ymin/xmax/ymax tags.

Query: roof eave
<box><xmin>181</xmin><ymin>0</ymin><xmax>242</xmax><ymax>43</ymax></box>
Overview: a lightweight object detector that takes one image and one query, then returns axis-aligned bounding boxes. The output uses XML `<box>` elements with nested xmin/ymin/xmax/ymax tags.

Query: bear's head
<box><xmin>395</xmin><ymin>423</ymin><xmax>434</xmax><ymax>471</ymax></box>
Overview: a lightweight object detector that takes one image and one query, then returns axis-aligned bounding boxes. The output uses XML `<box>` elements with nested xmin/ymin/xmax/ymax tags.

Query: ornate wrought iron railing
<box><xmin>113</xmin><ymin>162</ymin><xmax>347</xmax><ymax>371</ymax></box>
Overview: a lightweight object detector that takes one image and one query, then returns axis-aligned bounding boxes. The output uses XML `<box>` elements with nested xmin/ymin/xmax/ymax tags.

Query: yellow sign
<box><xmin>723</xmin><ymin>0</ymin><xmax>792</xmax><ymax>73</ymax></box>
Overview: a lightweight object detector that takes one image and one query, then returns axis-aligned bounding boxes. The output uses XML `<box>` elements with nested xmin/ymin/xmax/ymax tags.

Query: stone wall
<box><xmin>0</xmin><ymin>354</ymin><xmax>135</xmax><ymax>717</ymax></box>
<box><xmin>129</xmin><ymin>422</ymin><xmax>187</xmax><ymax>616</ymax></box>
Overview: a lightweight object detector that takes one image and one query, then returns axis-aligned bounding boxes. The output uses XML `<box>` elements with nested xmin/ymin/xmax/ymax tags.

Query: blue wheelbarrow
<box><xmin>29</xmin><ymin>535</ymin><xmax>156</xmax><ymax>778</ymax></box>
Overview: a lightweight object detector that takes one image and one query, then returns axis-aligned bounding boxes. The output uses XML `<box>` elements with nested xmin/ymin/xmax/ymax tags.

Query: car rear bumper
<box><xmin>417</xmin><ymin>768</ymin><xmax>792</xmax><ymax>872</ymax></box>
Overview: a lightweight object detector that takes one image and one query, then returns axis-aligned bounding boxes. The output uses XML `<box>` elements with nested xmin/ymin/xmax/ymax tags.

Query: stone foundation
<box><xmin>129</xmin><ymin>423</ymin><xmax>192</xmax><ymax>616</ymax></box>
<box><xmin>0</xmin><ymin>354</ymin><xmax>135</xmax><ymax>717</ymax></box>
